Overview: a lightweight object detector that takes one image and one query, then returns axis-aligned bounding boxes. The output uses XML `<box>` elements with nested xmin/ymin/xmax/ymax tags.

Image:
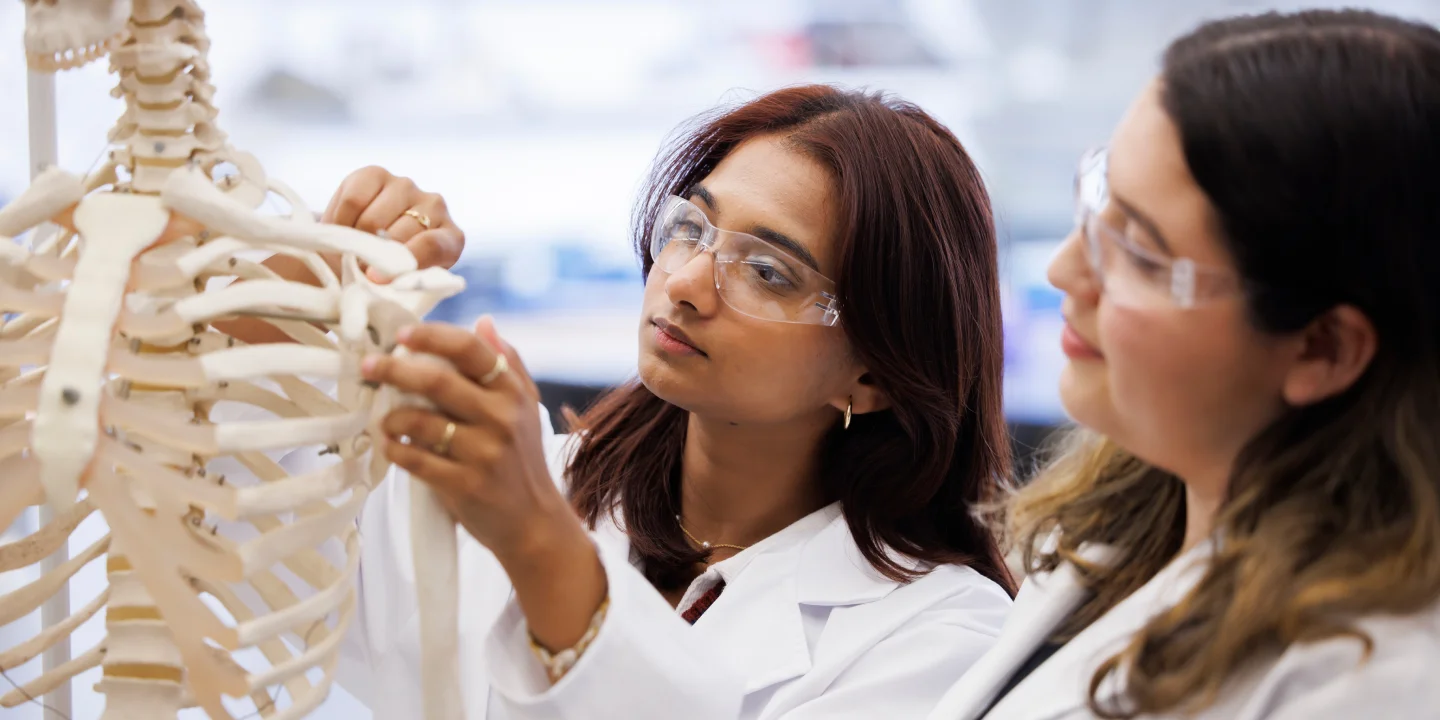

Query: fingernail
<box><xmin>361</xmin><ymin>356</ymin><xmax>378</xmax><ymax>376</ymax></box>
<box><xmin>396</xmin><ymin>326</ymin><xmax>413</xmax><ymax>344</ymax></box>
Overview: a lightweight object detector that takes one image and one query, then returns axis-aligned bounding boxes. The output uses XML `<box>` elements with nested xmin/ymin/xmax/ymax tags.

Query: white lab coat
<box><xmin>927</xmin><ymin>542</ymin><xmax>1440</xmax><ymax>719</ymax></box>
<box><xmin>306</xmin><ymin>406</ymin><xmax>1013</xmax><ymax>719</ymax></box>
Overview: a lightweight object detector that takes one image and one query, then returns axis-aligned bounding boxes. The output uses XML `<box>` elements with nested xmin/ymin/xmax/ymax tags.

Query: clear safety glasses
<box><xmin>1074</xmin><ymin>148</ymin><xmax>1242</xmax><ymax>309</ymax></box>
<box><xmin>647</xmin><ymin>195</ymin><xmax>841</xmax><ymax>327</ymax></box>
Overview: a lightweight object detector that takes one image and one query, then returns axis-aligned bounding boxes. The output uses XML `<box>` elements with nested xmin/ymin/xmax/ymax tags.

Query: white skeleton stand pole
<box><xmin>27</xmin><ymin>63</ymin><xmax>73</xmax><ymax>720</ymax></box>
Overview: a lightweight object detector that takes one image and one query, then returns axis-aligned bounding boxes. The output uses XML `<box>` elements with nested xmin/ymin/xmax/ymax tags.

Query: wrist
<box><xmin>497</xmin><ymin>502</ymin><xmax>609</xmax><ymax>653</ymax></box>
<box><xmin>495</xmin><ymin>500</ymin><xmax>591</xmax><ymax>580</ymax></box>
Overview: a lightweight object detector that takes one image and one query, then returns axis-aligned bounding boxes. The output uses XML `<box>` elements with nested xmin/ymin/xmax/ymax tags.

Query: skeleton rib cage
<box><xmin>2</xmin><ymin>1</ymin><xmax>467</xmax><ymax>718</ymax></box>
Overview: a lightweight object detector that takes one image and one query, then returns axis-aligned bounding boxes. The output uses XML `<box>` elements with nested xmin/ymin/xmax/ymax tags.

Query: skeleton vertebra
<box><xmin>5</xmin><ymin>1</ymin><xmax>465</xmax><ymax>717</ymax></box>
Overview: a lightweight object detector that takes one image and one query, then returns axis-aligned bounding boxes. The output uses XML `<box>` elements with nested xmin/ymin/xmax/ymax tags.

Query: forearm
<box><xmin>497</xmin><ymin>507</ymin><xmax>609</xmax><ymax>653</ymax></box>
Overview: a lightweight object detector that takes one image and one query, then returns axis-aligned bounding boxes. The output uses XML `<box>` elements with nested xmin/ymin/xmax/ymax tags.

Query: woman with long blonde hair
<box><xmin>931</xmin><ymin>8</ymin><xmax>1440</xmax><ymax>719</ymax></box>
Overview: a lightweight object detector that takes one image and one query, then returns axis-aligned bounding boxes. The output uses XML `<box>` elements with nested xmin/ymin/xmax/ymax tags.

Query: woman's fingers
<box><xmin>378</xmin><ymin>431</ymin><xmax>470</xmax><ymax>496</ymax></box>
<box><xmin>321</xmin><ymin>167</ymin><xmax>468</xmax><ymax>285</ymax></box>
<box><xmin>394</xmin><ymin>323</ymin><xmax>522</xmax><ymax>395</ymax></box>
<box><xmin>381</xmin><ymin>407</ymin><xmax>478</xmax><ymax>462</ymax></box>
<box><xmin>362</xmin><ymin>352</ymin><xmax>492</xmax><ymax>422</ymax></box>
<box><xmin>474</xmin><ymin>316</ymin><xmax>539</xmax><ymax>401</ymax></box>
<box><xmin>355</xmin><ymin>179</ymin><xmax>419</xmax><ymax>237</ymax></box>
<box><xmin>323</xmin><ymin>166</ymin><xmax>388</xmax><ymax>226</ymax></box>
<box><xmin>402</xmin><ymin>227</ymin><xmax>465</xmax><ymax>272</ymax></box>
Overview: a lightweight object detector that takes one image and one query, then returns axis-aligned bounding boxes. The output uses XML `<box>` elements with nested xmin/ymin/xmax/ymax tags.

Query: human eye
<box><xmin>1118</xmin><ymin>237</ymin><xmax>1168</xmax><ymax>278</ymax></box>
<box><xmin>743</xmin><ymin>256</ymin><xmax>801</xmax><ymax>293</ymax></box>
<box><xmin>1124</xmin><ymin>250</ymin><xmax>1164</xmax><ymax>274</ymax></box>
<box><xmin>665</xmin><ymin>219</ymin><xmax>704</xmax><ymax>246</ymax></box>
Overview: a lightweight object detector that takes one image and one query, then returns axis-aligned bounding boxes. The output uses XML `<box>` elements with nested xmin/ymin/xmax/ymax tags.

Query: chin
<box><xmin>637</xmin><ymin>354</ymin><xmax>698</xmax><ymax>411</ymax></box>
<box><xmin>1057</xmin><ymin>362</ymin><xmax>1115</xmax><ymax>435</ymax></box>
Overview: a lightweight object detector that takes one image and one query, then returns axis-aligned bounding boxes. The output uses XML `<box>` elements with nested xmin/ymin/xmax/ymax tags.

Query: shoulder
<box><xmin>889</xmin><ymin>563</ymin><xmax>1012</xmax><ymax>642</ymax></box>
<box><xmin>797</xmin><ymin>510</ymin><xmax>1012</xmax><ymax>631</ymax></box>
<box><xmin>916</xmin><ymin>563</ymin><xmax>1013</xmax><ymax>611</ymax></box>
<box><xmin>797</xmin><ymin>540</ymin><xmax>1012</xmax><ymax>715</ymax></box>
<box><xmin>1276</xmin><ymin>603</ymin><xmax>1440</xmax><ymax>697</ymax></box>
<box><xmin>1217</xmin><ymin>600</ymin><xmax>1440</xmax><ymax>718</ymax></box>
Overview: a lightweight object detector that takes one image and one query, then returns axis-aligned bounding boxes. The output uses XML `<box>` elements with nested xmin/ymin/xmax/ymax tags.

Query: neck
<box><xmin>678</xmin><ymin>412</ymin><xmax>831</xmax><ymax>552</ymax></box>
<box><xmin>108</xmin><ymin>0</ymin><xmax>226</xmax><ymax>194</ymax></box>
<box><xmin>1180</xmin><ymin>466</ymin><xmax>1229</xmax><ymax>554</ymax></box>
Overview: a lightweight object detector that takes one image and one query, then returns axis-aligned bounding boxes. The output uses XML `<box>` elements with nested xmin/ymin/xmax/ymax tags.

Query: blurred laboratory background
<box><xmin>3</xmin><ymin>0</ymin><xmax>1438</xmax><ymax>717</ymax></box>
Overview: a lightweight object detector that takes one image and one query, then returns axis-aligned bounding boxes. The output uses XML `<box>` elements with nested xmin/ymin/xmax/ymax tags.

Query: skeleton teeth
<box><xmin>25</xmin><ymin>31</ymin><xmax>125</xmax><ymax>72</ymax></box>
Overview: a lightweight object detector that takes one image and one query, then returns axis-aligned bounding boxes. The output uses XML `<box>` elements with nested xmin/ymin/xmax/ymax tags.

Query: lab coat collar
<box><xmin>706</xmin><ymin>502</ymin><xmax>843</xmax><ymax>586</ymax></box>
<box><xmin>935</xmin><ymin>541</ymin><xmax>1214</xmax><ymax>720</ymax></box>
<box><xmin>591</xmin><ymin>502</ymin><xmax>918</xmax><ymax>694</ymax></box>
<box><xmin>592</xmin><ymin>502</ymin><xmax>911</xmax><ymax>608</ymax></box>
<box><xmin>793</xmin><ymin>508</ymin><xmax>915</xmax><ymax>607</ymax></box>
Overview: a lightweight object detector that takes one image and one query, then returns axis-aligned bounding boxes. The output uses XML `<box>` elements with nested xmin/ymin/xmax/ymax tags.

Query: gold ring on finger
<box><xmin>479</xmin><ymin>353</ymin><xmax>509</xmax><ymax>386</ymax></box>
<box><xmin>404</xmin><ymin>208</ymin><xmax>432</xmax><ymax>230</ymax></box>
<box><xmin>432</xmin><ymin>420</ymin><xmax>457</xmax><ymax>457</ymax></box>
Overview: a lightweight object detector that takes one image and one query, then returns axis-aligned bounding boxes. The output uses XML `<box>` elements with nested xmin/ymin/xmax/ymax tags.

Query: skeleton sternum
<box><xmin>29</xmin><ymin>192</ymin><xmax>187</xmax><ymax>715</ymax></box>
<box><xmin>34</xmin><ymin>194</ymin><xmax>169</xmax><ymax>511</ymax></box>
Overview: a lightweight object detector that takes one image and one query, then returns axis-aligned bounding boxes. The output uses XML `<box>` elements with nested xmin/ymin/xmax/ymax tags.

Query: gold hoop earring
<box><xmin>844</xmin><ymin>398</ymin><xmax>852</xmax><ymax>430</ymax></box>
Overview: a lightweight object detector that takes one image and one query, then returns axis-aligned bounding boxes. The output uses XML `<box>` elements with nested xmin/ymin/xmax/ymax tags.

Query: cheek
<box><xmin>1096</xmin><ymin>303</ymin><xmax>1278</xmax><ymax>469</ymax></box>
<box><xmin>710</xmin><ymin>326</ymin><xmax>844</xmax><ymax>413</ymax></box>
<box><xmin>1101</xmin><ymin>306</ymin><xmax>1201</xmax><ymax>411</ymax></box>
<box><xmin>641</xmin><ymin>318</ymin><xmax>847</xmax><ymax>422</ymax></box>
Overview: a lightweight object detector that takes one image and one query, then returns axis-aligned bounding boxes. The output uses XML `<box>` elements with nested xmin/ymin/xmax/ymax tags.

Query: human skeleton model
<box><xmin>3</xmin><ymin>1</ymin><xmax>467</xmax><ymax>718</ymax></box>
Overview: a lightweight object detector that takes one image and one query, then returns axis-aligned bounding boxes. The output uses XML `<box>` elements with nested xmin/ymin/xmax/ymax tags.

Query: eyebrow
<box><xmin>688</xmin><ymin>184</ymin><xmax>823</xmax><ymax>271</ymax></box>
<box><xmin>690</xmin><ymin>184</ymin><xmax>719</xmax><ymax>212</ymax></box>
<box><xmin>1110</xmin><ymin>192</ymin><xmax>1174</xmax><ymax>254</ymax></box>
<box><xmin>750</xmin><ymin>227</ymin><xmax>821</xmax><ymax>271</ymax></box>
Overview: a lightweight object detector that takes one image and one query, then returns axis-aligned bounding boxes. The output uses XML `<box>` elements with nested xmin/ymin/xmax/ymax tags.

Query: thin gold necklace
<box><xmin>675</xmin><ymin>515</ymin><xmax>750</xmax><ymax>552</ymax></box>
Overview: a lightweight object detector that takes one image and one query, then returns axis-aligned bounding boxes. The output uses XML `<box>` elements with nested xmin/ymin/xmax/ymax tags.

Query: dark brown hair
<box><xmin>1008</xmin><ymin>10</ymin><xmax>1440</xmax><ymax>717</ymax></box>
<box><xmin>564</xmin><ymin>85</ymin><xmax>1015</xmax><ymax>595</ymax></box>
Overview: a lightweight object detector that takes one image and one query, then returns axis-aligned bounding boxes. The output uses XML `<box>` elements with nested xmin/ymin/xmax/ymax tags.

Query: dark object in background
<box><xmin>536</xmin><ymin>380</ymin><xmax>1061</xmax><ymax>480</ymax></box>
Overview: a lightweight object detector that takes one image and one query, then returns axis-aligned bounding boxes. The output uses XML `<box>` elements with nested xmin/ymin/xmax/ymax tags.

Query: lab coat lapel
<box><xmin>929</xmin><ymin>545</ymin><xmax>1110</xmax><ymax>720</ymax></box>
<box><xmin>693</xmin><ymin>550</ymin><xmax>815</xmax><ymax>694</ymax></box>
<box><xmin>752</xmin><ymin>513</ymin><xmax>914</xmax><ymax>717</ymax></box>
<box><xmin>692</xmin><ymin>509</ymin><xmax>898</xmax><ymax>697</ymax></box>
<box><xmin>592</xmin><ymin>511</ymin><xmax>815</xmax><ymax>693</ymax></box>
<box><xmin>791</xmin><ymin>512</ymin><xmax>907</xmax><ymax>659</ymax></box>
<box><xmin>976</xmin><ymin>543</ymin><xmax>1213</xmax><ymax>720</ymax></box>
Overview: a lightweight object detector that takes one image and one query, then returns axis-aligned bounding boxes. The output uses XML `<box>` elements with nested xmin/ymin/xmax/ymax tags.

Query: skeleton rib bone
<box><xmin>5</xmin><ymin>1</ymin><xmax>468</xmax><ymax>717</ymax></box>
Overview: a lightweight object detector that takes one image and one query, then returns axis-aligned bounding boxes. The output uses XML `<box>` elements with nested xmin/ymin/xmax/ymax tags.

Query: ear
<box><xmin>828</xmin><ymin>371</ymin><xmax>892</xmax><ymax>418</ymax></box>
<box><xmin>1280</xmin><ymin>305</ymin><xmax>1377</xmax><ymax>407</ymax></box>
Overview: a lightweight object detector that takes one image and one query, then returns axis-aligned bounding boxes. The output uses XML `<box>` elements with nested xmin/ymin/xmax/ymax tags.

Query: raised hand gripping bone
<box><xmin>4</xmin><ymin>2</ymin><xmax>468</xmax><ymax>718</ymax></box>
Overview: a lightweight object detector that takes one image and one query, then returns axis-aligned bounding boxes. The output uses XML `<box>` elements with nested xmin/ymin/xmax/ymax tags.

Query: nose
<box><xmin>663</xmin><ymin>249</ymin><xmax>721</xmax><ymax>317</ymax></box>
<box><xmin>1047</xmin><ymin>227</ymin><xmax>1101</xmax><ymax>305</ymax></box>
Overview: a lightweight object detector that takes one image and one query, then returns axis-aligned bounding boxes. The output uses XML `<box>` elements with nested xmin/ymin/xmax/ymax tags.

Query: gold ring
<box><xmin>478</xmin><ymin>353</ymin><xmax>509</xmax><ymax>385</ymax></box>
<box><xmin>404</xmin><ymin>208</ymin><xmax>432</xmax><ymax>230</ymax></box>
<box><xmin>432</xmin><ymin>421</ymin><xmax>457</xmax><ymax>457</ymax></box>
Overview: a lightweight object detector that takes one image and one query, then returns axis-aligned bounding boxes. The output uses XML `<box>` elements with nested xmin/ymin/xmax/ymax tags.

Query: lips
<box><xmin>652</xmin><ymin>318</ymin><xmax>706</xmax><ymax>356</ymax></box>
<box><xmin>1060</xmin><ymin>322</ymin><xmax>1103</xmax><ymax>360</ymax></box>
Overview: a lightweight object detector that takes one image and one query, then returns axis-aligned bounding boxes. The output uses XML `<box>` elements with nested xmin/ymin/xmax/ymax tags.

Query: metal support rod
<box><xmin>27</xmin><ymin>66</ymin><xmax>73</xmax><ymax>720</ymax></box>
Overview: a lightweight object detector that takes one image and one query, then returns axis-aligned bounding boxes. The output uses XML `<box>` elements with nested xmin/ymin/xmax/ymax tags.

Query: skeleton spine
<box><xmin>100</xmin><ymin>3</ymin><xmax>217</xmax><ymax>713</ymax></box>
<box><xmin>109</xmin><ymin>0</ymin><xmax>224</xmax><ymax>195</ymax></box>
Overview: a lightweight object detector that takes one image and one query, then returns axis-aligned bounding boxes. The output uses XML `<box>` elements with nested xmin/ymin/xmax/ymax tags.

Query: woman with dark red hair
<box><xmin>332</xmin><ymin>84</ymin><xmax>1014</xmax><ymax>718</ymax></box>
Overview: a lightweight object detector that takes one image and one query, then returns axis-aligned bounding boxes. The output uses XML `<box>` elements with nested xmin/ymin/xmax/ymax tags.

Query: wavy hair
<box><xmin>1007</xmin><ymin>10</ymin><xmax>1440</xmax><ymax>717</ymax></box>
